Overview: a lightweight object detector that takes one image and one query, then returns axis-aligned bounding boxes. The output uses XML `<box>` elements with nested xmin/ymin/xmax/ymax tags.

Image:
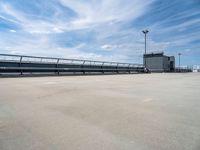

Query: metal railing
<box><xmin>0</xmin><ymin>54</ymin><xmax>145</xmax><ymax>75</ymax></box>
<box><xmin>175</xmin><ymin>67</ymin><xmax>192</xmax><ymax>72</ymax></box>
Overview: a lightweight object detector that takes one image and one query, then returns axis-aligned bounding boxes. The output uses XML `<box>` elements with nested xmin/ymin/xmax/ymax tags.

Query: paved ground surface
<box><xmin>0</xmin><ymin>73</ymin><xmax>200</xmax><ymax>150</ymax></box>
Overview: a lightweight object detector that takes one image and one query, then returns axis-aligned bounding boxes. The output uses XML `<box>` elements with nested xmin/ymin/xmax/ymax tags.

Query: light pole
<box><xmin>178</xmin><ymin>53</ymin><xmax>182</xmax><ymax>72</ymax></box>
<box><xmin>142</xmin><ymin>30</ymin><xmax>149</xmax><ymax>68</ymax></box>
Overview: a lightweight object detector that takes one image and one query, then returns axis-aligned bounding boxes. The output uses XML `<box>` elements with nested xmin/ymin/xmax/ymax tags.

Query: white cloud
<box><xmin>0</xmin><ymin>0</ymin><xmax>155</xmax><ymax>63</ymax></box>
<box><xmin>59</xmin><ymin>0</ymin><xmax>155</xmax><ymax>29</ymax></box>
<box><xmin>9</xmin><ymin>29</ymin><xmax>16</xmax><ymax>33</ymax></box>
<box><xmin>101</xmin><ymin>44</ymin><xmax>115</xmax><ymax>50</ymax></box>
<box><xmin>53</xmin><ymin>27</ymin><xmax>64</xmax><ymax>33</ymax></box>
<box><xmin>0</xmin><ymin>0</ymin><xmax>155</xmax><ymax>33</ymax></box>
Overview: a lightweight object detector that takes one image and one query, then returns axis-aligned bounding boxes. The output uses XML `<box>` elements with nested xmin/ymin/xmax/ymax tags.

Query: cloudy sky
<box><xmin>0</xmin><ymin>0</ymin><xmax>200</xmax><ymax>65</ymax></box>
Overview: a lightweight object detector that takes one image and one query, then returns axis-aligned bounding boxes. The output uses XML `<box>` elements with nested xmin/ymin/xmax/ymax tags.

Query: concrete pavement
<box><xmin>0</xmin><ymin>73</ymin><xmax>200</xmax><ymax>150</ymax></box>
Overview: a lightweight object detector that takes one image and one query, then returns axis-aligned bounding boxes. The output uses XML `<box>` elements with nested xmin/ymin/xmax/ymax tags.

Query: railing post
<box><xmin>116</xmin><ymin>63</ymin><xmax>119</xmax><ymax>73</ymax></box>
<box><xmin>128</xmin><ymin>64</ymin><xmax>131</xmax><ymax>74</ymax></box>
<box><xmin>82</xmin><ymin>60</ymin><xmax>86</xmax><ymax>74</ymax></box>
<box><xmin>20</xmin><ymin>56</ymin><xmax>23</xmax><ymax>75</ymax></box>
<box><xmin>101</xmin><ymin>62</ymin><xmax>104</xmax><ymax>74</ymax></box>
<box><xmin>56</xmin><ymin>58</ymin><xmax>60</xmax><ymax>75</ymax></box>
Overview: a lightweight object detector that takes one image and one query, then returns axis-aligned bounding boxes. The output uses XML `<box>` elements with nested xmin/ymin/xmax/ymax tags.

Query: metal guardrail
<box><xmin>0</xmin><ymin>54</ymin><xmax>145</xmax><ymax>75</ymax></box>
<box><xmin>175</xmin><ymin>67</ymin><xmax>192</xmax><ymax>72</ymax></box>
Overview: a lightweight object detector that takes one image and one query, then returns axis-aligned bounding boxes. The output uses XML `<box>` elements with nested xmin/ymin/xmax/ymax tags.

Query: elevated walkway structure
<box><xmin>0</xmin><ymin>54</ymin><xmax>145</xmax><ymax>76</ymax></box>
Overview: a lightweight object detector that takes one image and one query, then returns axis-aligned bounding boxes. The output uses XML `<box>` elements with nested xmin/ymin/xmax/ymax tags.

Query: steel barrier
<box><xmin>0</xmin><ymin>54</ymin><xmax>146</xmax><ymax>75</ymax></box>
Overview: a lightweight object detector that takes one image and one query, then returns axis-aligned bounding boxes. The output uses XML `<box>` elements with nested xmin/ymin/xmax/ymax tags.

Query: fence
<box><xmin>0</xmin><ymin>54</ymin><xmax>146</xmax><ymax>76</ymax></box>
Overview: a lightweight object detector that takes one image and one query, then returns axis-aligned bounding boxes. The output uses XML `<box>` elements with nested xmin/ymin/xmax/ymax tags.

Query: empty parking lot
<box><xmin>0</xmin><ymin>73</ymin><xmax>200</xmax><ymax>150</ymax></box>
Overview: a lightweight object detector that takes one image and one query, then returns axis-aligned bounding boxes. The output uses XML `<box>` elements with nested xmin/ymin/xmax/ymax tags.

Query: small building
<box><xmin>144</xmin><ymin>52</ymin><xmax>175</xmax><ymax>72</ymax></box>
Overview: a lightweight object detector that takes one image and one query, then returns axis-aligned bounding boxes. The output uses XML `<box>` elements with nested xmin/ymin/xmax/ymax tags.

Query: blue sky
<box><xmin>0</xmin><ymin>0</ymin><xmax>200</xmax><ymax>66</ymax></box>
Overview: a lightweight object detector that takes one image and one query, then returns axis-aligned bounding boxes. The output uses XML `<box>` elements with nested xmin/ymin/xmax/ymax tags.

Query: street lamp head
<box><xmin>142</xmin><ymin>30</ymin><xmax>149</xmax><ymax>34</ymax></box>
<box><xmin>178</xmin><ymin>53</ymin><xmax>182</xmax><ymax>56</ymax></box>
